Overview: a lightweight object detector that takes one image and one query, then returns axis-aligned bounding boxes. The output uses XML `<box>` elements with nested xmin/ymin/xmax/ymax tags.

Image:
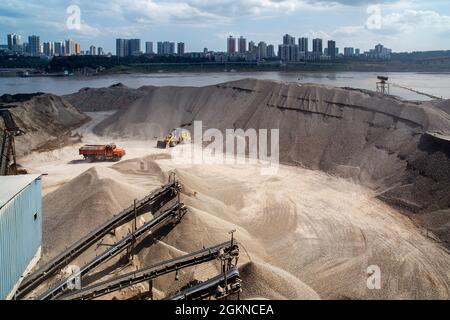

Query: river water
<box><xmin>1</xmin><ymin>71</ymin><xmax>449</xmax><ymax>101</ymax></box>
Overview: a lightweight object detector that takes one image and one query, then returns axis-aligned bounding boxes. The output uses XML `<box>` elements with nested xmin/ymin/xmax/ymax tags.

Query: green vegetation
<box><xmin>1</xmin><ymin>53</ymin><xmax>450</xmax><ymax>75</ymax></box>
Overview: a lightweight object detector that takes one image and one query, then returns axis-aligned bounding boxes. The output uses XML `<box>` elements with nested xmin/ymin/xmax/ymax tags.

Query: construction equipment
<box><xmin>39</xmin><ymin>202</ymin><xmax>187</xmax><ymax>300</ymax></box>
<box><xmin>60</xmin><ymin>241</ymin><xmax>239</xmax><ymax>300</ymax></box>
<box><xmin>157</xmin><ymin>128</ymin><xmax>191</xmax><ymax>148</ymax></box>
<box><xmin>167</xmin><ymin>267</ymin><xmax>242</xmax><ymax>300</ymax></box>
<box><xmin>79</xmin><ymin>143</ymin><xmax>125</xmax><ymax>162</ymax></box>
<box><xmin>16</xmin><ymin>181</ymin><xmax>179</xmax><ymax>299</ymax></box>
<box><xmin>0</xmin><ymin>108</ymin><xmax>25</xmax><ymax>175</ymax></box>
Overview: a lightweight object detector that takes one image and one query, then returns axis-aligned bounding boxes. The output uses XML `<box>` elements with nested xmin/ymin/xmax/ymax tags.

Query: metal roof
<box><xmin>0</xmin><ymin>174</ymin><xmax>41</xmax><ymax>209</ymax></box>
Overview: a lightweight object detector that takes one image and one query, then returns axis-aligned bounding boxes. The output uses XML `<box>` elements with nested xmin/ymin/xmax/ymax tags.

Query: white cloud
<box><xmin>378</xmin><ymin>9</ymin><xmax>450</xmax><ymax>34</ymax></box>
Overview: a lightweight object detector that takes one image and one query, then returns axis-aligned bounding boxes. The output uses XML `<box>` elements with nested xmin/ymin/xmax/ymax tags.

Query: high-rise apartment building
<box><xmin>116</xmin><ymin>38</ymin><xmax>141</xmax><ymax>57</ymax></box>
<box><xmin>116</xmin><ymin>39</ymin><xmax>128</xmax><ymax>57</ymax></box>
<box><xmin>129</xmin><ymin>39</ymin><xmax>141</xmax><ymax>56</ymax></box>
<box><xmin>64</xmin><ymin>39</ymin><xmax>75</xmax><ymax>56</ymax></box>
<box><xmin>145</xmin><ymin>41</ymin><xmax>154</xmax><ymax>54</ymax></box>
<box><xmin>177</xmin><ymin>42</ymin><xmax>185</xmax><ymax>55</ymax></box>
<box><xmin>238</xmin><ymin>36</ymin><xmax>246</xmax><ymax>54</ymax></box>
<box><xmin>157</xmin><ymin>41</ymin><xmax>175</xmax><ymax>55</ymax></box>
<box><xmin>74</xmin><ymin>42</ymin><xmax>81</xmax><ymax>55</ymax></box>
<box><xmin>248</xmin><ymin>41</ymin><xmax>256</xmax><ymax>53</ymax></box>
<box><xmin>299</xmin><ymin>37</ymin><xmax>308</xmax><ymax>54</ymax></box>
<box><xmin>43</xmin><ymin>42</ymin><xmax>53</xmax><ymax>56</ymax></box>
<box><xmin>344</xmin><ymin>47</ymin><xmax>354</xmax><ymax>57</ymax></box>
<box><xmin>283</xmin><ymin>34</ymin><xmax>295</xmax><ymax>45</ymax></box>
<box><xmin>7</xmin><ymin>33</ymin><xmax>21</xmax><ymax>51</ymax></box>
<box><xmin>312</xmin><ymin>38</ymin><xmax>323</xmax><ymax>58</ymax></box>
<box><xmin>54</xmin><ymin>42</ymin><xmax>64</xmax><ymax>56</ymax></box>
<box><xmin>327</xmin><ymin>40</ymin><xmax>336</xmax><ymax>59</ymax></box>
<box><xmin>227</xmin><ymin>36</ymin><xmax>236</xmax><ymax>54</ymax></box>
<box><xmin>267</xmin><ymin>45</ymin><xmax>275</xmax><ymax>58</ymax></box>
<box><xmin>257</xmin><ymin>42</ymin><xmax>267</xmax><ymax>60</ymax></box>
<box><xmin>28</xmin><ymin>35</ymin><xmax>40</xmax><ymax>56</ymax></box>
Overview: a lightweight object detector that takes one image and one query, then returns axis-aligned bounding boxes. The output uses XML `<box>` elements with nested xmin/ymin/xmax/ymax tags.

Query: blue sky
<box><xmin>1</xmin><ymin>0</ymin><xmax>449</xmax><ymax>53</ymax></box>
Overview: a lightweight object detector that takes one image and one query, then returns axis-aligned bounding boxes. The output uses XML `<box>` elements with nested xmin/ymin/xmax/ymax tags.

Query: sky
<box><xmin>0</xmin><ymin>0</ymin><xmax>449</xmax><ymax>54</ymax></box>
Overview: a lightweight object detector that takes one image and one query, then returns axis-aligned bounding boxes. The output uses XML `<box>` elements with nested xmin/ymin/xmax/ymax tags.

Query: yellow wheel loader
<box><xmin>157</xmin><ymin>128</ymin><xmax>192</xmax><ymax>148</ymax></box>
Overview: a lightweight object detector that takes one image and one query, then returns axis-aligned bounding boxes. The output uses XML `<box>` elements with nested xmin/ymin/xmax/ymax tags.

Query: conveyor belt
<box><xmin>167</xmin><ymin>267</ymin><xmax>241</xmax><ymax>300</ymax></box>
<box><xmin>16</xmin><ymin>182</ymin><xmax>178</xmax><ymax>299</ymax></box>
<box><xmin>60</xmin><ymin>241</ymin><xmax>239</xmax><ymax>300</ymax></box>
<box><xmin>39</xmin><ymin>202</ymin><xmax>187</xmax><ymax>300</ymax></box>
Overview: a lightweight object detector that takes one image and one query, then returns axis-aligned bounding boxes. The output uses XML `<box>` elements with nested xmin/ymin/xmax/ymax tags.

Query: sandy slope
<box><xmin>20</xmin><ymin>113</ymin><xmax>450</xmax><ymax>299</ymax></box>
<box><xmin>1</xmin><ymin>94</ymin><xmax>89</xmax><ymax>157</ymax></box>
<box><xmin>17</xmin><ymin>79</ymin><xmax>450</xmax><ymax>299</ymax></box>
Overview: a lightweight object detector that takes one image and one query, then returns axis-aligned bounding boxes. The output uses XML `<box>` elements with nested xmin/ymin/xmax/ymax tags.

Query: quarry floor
<box><xmin>20</xmin><ymin>112</ymin><xmax>450</xmax><ymax>300</ymax></box>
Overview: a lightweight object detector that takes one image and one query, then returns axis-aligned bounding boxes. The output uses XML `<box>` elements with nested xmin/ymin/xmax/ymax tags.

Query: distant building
<box><xmin>248</xmin><ymin>41</ymin><xmax>256</xmax><ymax>53</ymax></box>
<box><xmin>283</xmin><ymin>34</ymin><xmax>295</xmax><ymax>45</ymax></box>
<box><xmin>157</xmin><ymin>41</ymin><xmax>175</xmax><ymax>55</ymax></box>
<box><xmin>344</xmin><ymin>47</ymin><xmax>354</xmax><ymax>57</ymax></box>
<box><xmin>75</xmin><ymin>42</ymin><xmax>81</xmax><ymax>55</ymax></box>
<box><xmin>7</xmin><ymin>33</ymin><xmax>21</xmax><ymax>51</ymax></box>
<box><xmin>28</xmin><ymin>35</ymin><xmax>40</xmax><ymax>56</ymax></box>
<box><xmin>116</xmin><ymin>39</ymin><xmax>128</xmax><ymax>57</ymax></box>
<box><xmin>267</xmin><ymin>44</ymin><xmax>275</xmax><ymax>58</ymax></box>
<box><xmin>116</xmin><ymin>38</ymin><xmax>141</xmax><ymax>57</ymax></box>
<box><xmin>89</xmin><ymin>45</ymin><xmax>96</xmax><ymax>55</ymax></box>
<box><xmin>327</xmin><ymin>40</ymin><xmax>336</xmax><ymax>59</ymax></box>
<box><xmin>312</xmin><ymin>38</ymin><xmax>323</xmax><ymax>59</ymax></box>
<box><xmin>97</xmin><ymin>47</ymin><xmax>103</xmax><ymax>56</ymax></box>
<box><xmin>145</xmin><ymin>41</ymin><xmax>153</xmax><ymax>54</ymax></box>
<box><xmin>22</xmin><ymin>43</ymin><xmax>29</xmax><ymax>55</ymax></box>
<box><xmin>129</xmin><ymin>39</ymin><xmax>141</xmax><ymax>56</ymax></box>
<box><xmin>227</xmin><ymin>36</ymin><xmax>236</xmax><ymax>54</ymax></box>
<box><xmin>177</xmin><ymin>42</ymin><xmax>185</xmax><ymax>55</ymax></box>
<box><xmin>43</xmin><ymin>42</ymin><xmax>53</xmax><ymax>56</ymax></box>
<box><xmin>299</xmin><ymin>37</ymin><xmax>308</xmax><ymax>56</ymax></box>
<box><xmin>367</xmin><ymin>43</ymin><xmax>392</xmax><ymax>60</ymax></box>
<box><xmin>64</xmin><ymin>39</ymin><xmax>75</xmax><ymax>56</ymax></box>
<box><xmin>238</xmin><ymin>36</ymin><xmax>246</xmax><ymax>54</ymax></box>
<box><xmin>53</xmin><ymin>42</ymin><xmax>64</xmax><ymax>56</ymax></box>
<box><xmin>278</xmin><ymin>44</ymin><xmax>299</xmax><ymax>62</ymax></box>
<box><xmin>355</xmin><ymin>48</ymin><xmax>360</xmax><ymax>56</ymax></box>
<box><xmin>257</xmin><ymin>41</ymin><xmax>267</xmax><ymax>60</ymax></box>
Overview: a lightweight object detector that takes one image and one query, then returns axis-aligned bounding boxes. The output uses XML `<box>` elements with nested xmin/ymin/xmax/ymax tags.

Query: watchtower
<box><xmin>376</xmin><ymin>76</ymin><xmax>390</xmax><ymax>95</ymax></box>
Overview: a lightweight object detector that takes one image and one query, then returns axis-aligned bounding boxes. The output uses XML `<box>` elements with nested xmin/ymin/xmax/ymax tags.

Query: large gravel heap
<box><xmin>93</xmin><ymin>79</ymin><xmax>450</xmax><ymax>243</ymax></box>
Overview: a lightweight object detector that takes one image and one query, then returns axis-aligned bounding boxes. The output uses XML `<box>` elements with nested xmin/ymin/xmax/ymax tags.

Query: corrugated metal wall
<box><xmin>0</xmin><ymin>178</ymin><xmax>42</xmax><ymax>299</ymax></box>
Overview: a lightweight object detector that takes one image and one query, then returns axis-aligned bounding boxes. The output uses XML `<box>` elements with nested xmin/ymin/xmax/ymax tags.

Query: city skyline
<box><xmin>2</xmin><ymin>31</ymin><xmax>392</xmax><ymax>62</ymax></box>
<box><xmin>0</xmin><ymin>1</ymin><xmax>449</xmax><ymax>54</ymax></box>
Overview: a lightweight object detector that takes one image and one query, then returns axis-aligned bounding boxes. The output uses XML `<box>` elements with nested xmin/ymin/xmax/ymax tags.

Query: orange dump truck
<box><xmin>79</xmin><ymin>143</ymin><xmax>125</xmax><ymax>162</ymax></box>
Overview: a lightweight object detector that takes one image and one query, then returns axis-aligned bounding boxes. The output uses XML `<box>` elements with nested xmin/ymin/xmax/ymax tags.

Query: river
<box><xmin>1</xmin><ymin>71</ymin><xmax>449</xmax><ymax>101</ymax></box>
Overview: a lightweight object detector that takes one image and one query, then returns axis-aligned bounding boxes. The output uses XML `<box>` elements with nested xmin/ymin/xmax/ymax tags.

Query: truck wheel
<box><xmin>170</xmin><ymin>141</ymin><xmax>176</xmax><ymax>147</ymax></box>
<box><xmin>86</xmin><ymin>156</ymin><xmax>94</xmax><ymax>163</ymax></box>
<box><xmin>112</xmin><ymin>156</ymin><xmax>121</xmax><ymax>162</ymax></box>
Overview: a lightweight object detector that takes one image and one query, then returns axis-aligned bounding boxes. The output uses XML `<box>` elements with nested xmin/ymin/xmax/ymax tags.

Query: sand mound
<box><xmin>42</xmin><ymin>166</ymin><xmax>146</xmax><ymax>260</ymax></box>
<box><xmin>93</xmin><ymin>79</ymin><xmax>450</xmax><ymax>241</ymax></box>
<box><xmin>64</xmin><ymin>83</ymin><xmax>151</xmax><ymax>112</ymax></box>
<box><xmin>0</xmin><ymin>94</ymin><xmax>89</xmax><ymax>156</ymax></box>
<box><xmin>156</xmin><ymin>161</ymin><xmax>450</xmax><ymax>299</ymax></box>
<box><xmin>239</xmin><ymin>262</ymin><xmax>320</xmax><ymax>300</ymax></box>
